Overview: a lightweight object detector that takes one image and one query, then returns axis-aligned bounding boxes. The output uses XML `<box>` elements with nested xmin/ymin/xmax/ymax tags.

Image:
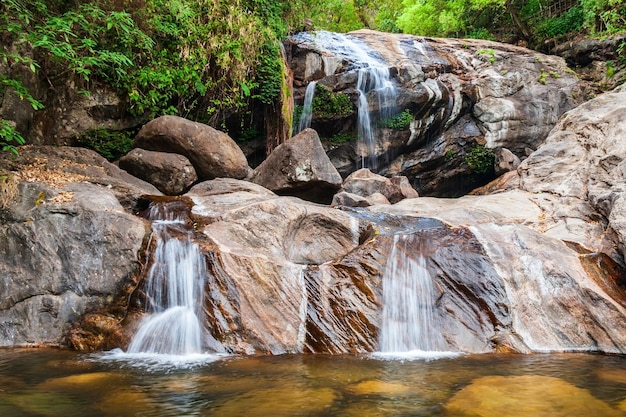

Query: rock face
<box><xmin>284</xmin><ymin>30</ymin><xmax>585</xmax><ymax>196</ymax></box>
<box><xmin>134</xmin><ymin>115</ymin><xmax>250</xmax><ymax>180</ymax></box>
<box><xmin>118</xmin><ymin>148</ymin><xmax>198</xmax><ymax>195</ymax></box>
<box><xmin>2</xmin><ymin>84</ymin><xmax>626</xmax><ymax>355</ymax></box>
<box><xmin>251</xmin><ymin>128</ymin><xmax>342</xmax><ymax>203</ymax></box>
<box><xmin>0</xmin><ymin>146</ymin><xmax>154</xmax><ymax>347</ymax></box>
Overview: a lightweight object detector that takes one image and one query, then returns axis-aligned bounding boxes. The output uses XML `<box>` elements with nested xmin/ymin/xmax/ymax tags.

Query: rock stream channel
<box><xmin>1</xmin><ymin>30</ymin><xmax>626</xmax><ymax>416</ymax></box>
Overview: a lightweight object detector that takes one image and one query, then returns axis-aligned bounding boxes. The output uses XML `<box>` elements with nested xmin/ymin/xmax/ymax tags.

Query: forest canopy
<box><xmin>1</xmin><ymin>0</ymin><xmax>625</xmax><ymax>155</ymax></box>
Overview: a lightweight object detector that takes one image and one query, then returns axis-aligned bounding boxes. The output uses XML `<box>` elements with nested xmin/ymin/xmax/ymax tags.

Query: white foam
<box><xmin>93</xmin><ymin>348</ymin><xmax>228</xmax><ymax>371</ymax></box>
<box><xmin>371</xmin><ymin>350</ymin><xmax>462</xmax><ymax>361</ymax></box>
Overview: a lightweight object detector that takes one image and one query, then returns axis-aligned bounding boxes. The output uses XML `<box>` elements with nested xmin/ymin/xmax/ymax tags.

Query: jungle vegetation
<box><xmin>0</xmin><ymin>0</ymin><xmax>624</xmax><ymax>155</ymax></box>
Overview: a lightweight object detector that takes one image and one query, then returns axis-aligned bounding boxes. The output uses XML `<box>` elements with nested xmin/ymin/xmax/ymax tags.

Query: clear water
<box><xmin>126</xmin><ymin>204</ymin><xmax>208</xmax><ymax>356</ymax></box>
<box><xmin>1</xmin><ymin>348</ymin><xmax>625</xmax><ymax>416</ymax></box>
<box><xmin>295</xmin><ymin>81</ymin><xmax>317</xmax><ymax>134</ymax></box>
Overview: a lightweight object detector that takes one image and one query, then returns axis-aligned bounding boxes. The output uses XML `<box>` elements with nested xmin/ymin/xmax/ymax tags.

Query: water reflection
<box><xmin>0</xmin><ymin>349</ymin><xmax>625</xmax><ymax>416</ymax></box>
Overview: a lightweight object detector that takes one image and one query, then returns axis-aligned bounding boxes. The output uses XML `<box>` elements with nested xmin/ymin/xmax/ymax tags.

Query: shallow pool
<box><xmin>1</xmin><ymin>349</ymin><xmax>625</xmax><ymax>416</ymax></box>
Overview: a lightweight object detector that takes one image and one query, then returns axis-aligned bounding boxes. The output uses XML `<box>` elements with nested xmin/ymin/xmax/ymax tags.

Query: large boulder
<box><xmin>134</xmin><ymin>115</ymin><xmax>249</xmax><ymax>180</ymax></box>
<box><xmin>118</xmin><ymin>148</ymin><xmax>197</xmax><ymax>195</ymax></box>
<box><xmin>0</xmin><ymin>146</ymin><xmax>152</xmax><ymax>347</ymax></box>
<box><xmin>184</xmin><ymin>179</ymin><xmax>367</xmax><ymax>354</ymax></box>
<box><xmin>251</xmin><ymin>128</ymin><xmax>343</xmax><ymax>204</ymax></box>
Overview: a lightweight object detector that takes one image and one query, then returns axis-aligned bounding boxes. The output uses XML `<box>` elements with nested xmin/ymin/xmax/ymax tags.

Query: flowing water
<box><xmin>121</xmin><ymin>201</ymin><xmax>220</xmax><ymax>359</ymax></box>
<box><xmin>1</xmin><ymin>348</ymin><xmax>625</xmax><ymax>416</ymax></box>
<box><xmin>377</xmin><ymin>234</ymin><xmax>456</xmax><ymax>359</ymax></box>
<box><xmin>293</xmin><ymin>31</ymin><xmax>398</xmax><ymax>170</ymax></box>
<box><xmin>295</xmin><ymin>81</ymin><xmax>317</xmax><ymax>134</ymax></box>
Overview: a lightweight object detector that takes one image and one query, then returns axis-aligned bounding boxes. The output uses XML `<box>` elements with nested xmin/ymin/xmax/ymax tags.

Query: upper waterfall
<box><xmin>291</xmin><ymin>30</ymin><xmax>398</xmax><ymax>171</ymax></box>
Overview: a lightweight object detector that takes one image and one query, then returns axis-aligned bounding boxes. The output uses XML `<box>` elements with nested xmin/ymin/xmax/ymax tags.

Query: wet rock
<box><xmin>443</xmin><ymin>375</ymin><xmax>621</xmax><ymax>417</ymax></box>
<box><xmin>118</xmin><ymin>148</ymin><xmax>197</xmax><ymax>195</ymax></box>
<box><xmin>251</xmin><ymin>128</ymin><xmax>342</xmax><ymax>204</ymax></box>
<box><xmin>185</xmin><ymin>179</ymin><xmax>365</xmax><ymax>354</ymax></box>
<box><xmin>134</xmin><ymin>115</ymin><xmax>249</xmax><ymax>180</ymax></box>
<box><xmin>346</xmin><ymin>380</ymin><xmax>412</xmax><ymax>395</ymax></box>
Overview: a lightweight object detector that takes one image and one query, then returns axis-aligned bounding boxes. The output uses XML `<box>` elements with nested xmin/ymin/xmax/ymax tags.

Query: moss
<box><xmin>76</xmin><ymin>128</ymin><xmax>135</xmax><ymax>161</ymax></box>
<box><xmin>312</xmin><ymin>85</ymin><xmax>353</xmax><ymax>117</ymax></box>
<box><xmin>378</xmin><ymin>109</ymin><xmax>413</xmax><ymax>129</ymax></box>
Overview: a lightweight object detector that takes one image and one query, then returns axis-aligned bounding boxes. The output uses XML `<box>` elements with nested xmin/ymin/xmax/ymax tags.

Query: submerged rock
<box><xmin>443</xmin><ymin>375</ymin><xmax>621</xmax><ymax>417</ymax></box>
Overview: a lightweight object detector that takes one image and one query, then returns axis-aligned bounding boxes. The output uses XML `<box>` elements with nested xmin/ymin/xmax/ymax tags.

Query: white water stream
<box><xmin>296</xmin><ymin>31</ymin><xmax>398</xmax><ymax>170</ymax></box>
<box><xmin>295</xmin><ymin>80</ymin><xmax>317</xmax><ymax>134</ymax></box>
<box><xmin>125</xmin><ymin>204</ymin><xmax>209</xmax><ymax>357</ymax></box>
<box><xmin>376</xmin><ymin>234</ymin><xmax>458</xmax><ymax>360</ymax></box>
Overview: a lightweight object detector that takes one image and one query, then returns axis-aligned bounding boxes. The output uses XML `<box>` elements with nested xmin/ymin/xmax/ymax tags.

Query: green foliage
<box><xmin>378</xmin><ymin>109</ymin><xmax>413</xmax><ymax>129</ymax></box>
<box><xmin>536</xmin><ymin>5</ymin><xmax>585</xmax><ymax>38</ymax></box>
<box><xmin>312</xmin><ymin>85</ymin><xmax>353</xmax><ymax>117</ymax></box>
<box><xmin>464</xmin><ymin>145</ymin><xmax>495</xmax><ymax>175</ymax></box>
<box><xmin>75</xmin><ymin>128</ymin><xmax>135</xmax><ymax>161</ymax></box>
<box><xmin>0</xmin><ymin>119</ymin><xmax>26</xmax><ymax>156</ymax></box>
<box><xmin>325</xmin><ymin>133</ymin><xmax>357</xmax><ymax>144</ymax></box>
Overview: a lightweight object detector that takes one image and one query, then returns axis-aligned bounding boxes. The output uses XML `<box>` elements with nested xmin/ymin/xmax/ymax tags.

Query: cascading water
<box><xmin>356</xmin><ymin>66</ymin><xmax>396</xmax><ymax>170</ymax></box>
<box><xmin>292</xmin><ymin>31</ymin><xmax>398</xmax><ymax>170</ymax></box>
<box><xmin>376</xmin><ymin>233</ymin><xmax>458</xmax><ymax>359</ymax></box>
<box><xmin>295</xmin><ymin>81</ymin><xmax>317</xmax><ymax>134</ymax></box>
<box><xmin>127</xmin><ymin>202</ymin><xmax>207</xmax><ymax>356</ymax></box>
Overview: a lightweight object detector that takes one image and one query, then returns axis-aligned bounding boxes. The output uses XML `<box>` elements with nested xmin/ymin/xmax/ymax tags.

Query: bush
<box><xmin>75</xmin><ymin>128</ymin><xmax>135</xmax><ymax>161</ymax></box>
<box><xmin>312</xmin><ymin>85</ymin><xmax>353</xmax><ymax>117</ymax></box>
<box><xmin>464</xmin><ymin>145</ymin><xmax>495</xmax><ymax>175</ymax></box>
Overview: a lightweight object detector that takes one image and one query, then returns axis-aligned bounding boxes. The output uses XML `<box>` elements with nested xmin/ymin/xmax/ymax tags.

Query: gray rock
<box><xmin>135</xmin><ymin>115</ymin><xmax>249</xmax><ymax>180</ymax></box>
<box><xmin>119</xmin><ymin>148</ymin><xmax>197</xmax><ymax>195</ymax></box>
<box><xmin>285</xmin><ymin>30</ymin><xmax>584</xmax><ymax>196</ymax></box>
<box><xmin>342</xmin><ymin>168</ymin><xmax>404</xmax><ymax>203</ymax></box>
<box><xmin>251</xmin><ymin>128</ymin><xmax>343</xmax><ymax>204</ymax></box>
<box><xmin>494</xmin><ymin>147</ymin><xmax>521</xmax><ymax>175</ymax></box>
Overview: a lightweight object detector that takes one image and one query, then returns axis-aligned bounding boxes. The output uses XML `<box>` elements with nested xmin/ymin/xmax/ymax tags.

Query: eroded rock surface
<box><xmin>285</xmin><ymin>29</ymin><xmax>585</xmax><ymax>196</ymax></box>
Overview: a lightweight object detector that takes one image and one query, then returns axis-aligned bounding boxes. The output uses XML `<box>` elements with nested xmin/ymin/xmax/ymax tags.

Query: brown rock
<box><xmin>251</xmin><ymin>128</ymin><xmax>343</xmax><ymax>204</ymax></box>
<box><xmin>342</xmin><ymin>168</ymin><xmax>404</xmax><ymax>203</ymax></box>
<box><xmin>134</xmin><ymin>115</ymin><xmax>249</xmax><ymax>180</ymax></box>
<box><xmin>119</xmin><ymin>148</ymin><xmax>197</xmax><ymax>195</ymax></box>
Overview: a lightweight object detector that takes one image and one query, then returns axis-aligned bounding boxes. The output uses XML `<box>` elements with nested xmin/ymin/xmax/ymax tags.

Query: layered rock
<box><xmin>284</xmin><ymin>30</ymin><xmax>585</xmax><ymax>196</ymax></box>
<box><xmin>134</xmin><ymin>115</ymin><xmax>250</xmax><ymax>180</ymax></box>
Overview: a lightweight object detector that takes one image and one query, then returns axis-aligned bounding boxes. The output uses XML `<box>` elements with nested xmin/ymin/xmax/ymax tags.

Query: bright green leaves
<box><xmin>0</xmin><ymin>119</ymin><xmax>26</xmax><ymax>156</ymax></box>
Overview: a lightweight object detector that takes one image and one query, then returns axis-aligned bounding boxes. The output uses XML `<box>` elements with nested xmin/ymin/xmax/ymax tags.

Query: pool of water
<box><xmin>1</xmin><ymin>349</ymin><xmax>625</xmax><ymax>416</ymax></box>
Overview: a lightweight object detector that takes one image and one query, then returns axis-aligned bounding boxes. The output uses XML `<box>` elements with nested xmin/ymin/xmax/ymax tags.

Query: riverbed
<box><xmin>1</xmin><ymin>349</ymin><xmax>625</xmax><ymax>416</ymax></box>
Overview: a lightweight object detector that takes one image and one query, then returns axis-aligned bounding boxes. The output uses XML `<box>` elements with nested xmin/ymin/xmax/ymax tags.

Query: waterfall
<box><xmin>295</xmin><ymin>81</ymin><xmax>317</xmax><ymax>134</ymax></box>
<box><xmin>127</xmin><ymin>202</ymin><xmax>207</xmax><ymax>356</ymax></box>
<box><xmin>377</xmin><ymin>234</ymin><xmax>458</xmax><ymax>359</ymax></box>
<box><xmin>293</xmin><ymin>31</ymin><xmax>398</xmax><ymax>171</ymax></box>
<box><xmin>356</xmin><ymin>66</ymin><xmax>396</xmax><ymax>170</ymax></box>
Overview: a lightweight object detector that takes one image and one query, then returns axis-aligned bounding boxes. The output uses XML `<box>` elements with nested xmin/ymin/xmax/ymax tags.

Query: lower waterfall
<box><xmin>376</xmin><ymin>233</ymin><xmax>459</xmax><ymax>360</ymax></box>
